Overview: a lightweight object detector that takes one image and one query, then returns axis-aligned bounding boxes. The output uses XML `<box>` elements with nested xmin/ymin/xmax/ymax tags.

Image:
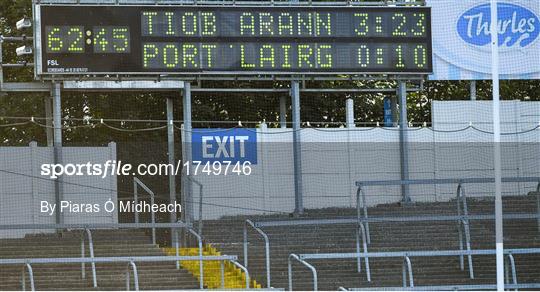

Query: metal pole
<box><xmin>0</xmin><ymin>39</ymin><xmax>3</xmax><ymax>90</ymax></box>
<box><xmin>470</xmin><ymin>81</ymin><xmax>477</xmax><ymax>101</ymax></box>
<box><xmin>52</xmin><ymin>82</ymin><xmax>64</xmax><ymax>226</ymax></box>
<box><xmin>291</xmin><ymin>81</ymin><xmax>303</xmax><ymax>215</ymax></box>
<box><xmin>490</xmin><ymin>0</ymin><xmax>504</xmax><ymax>290</ymax></box>
<box><xmin>183</xmin><ymin>82</ymin><xmax>193</xmax><ymax>224</ymax></box>
<box><xmin>280</xmin><ymin>96</ymin><xmax>287</xmax><ymax>129</ymax></box>
<box><xmin>398</xmin><ymin>81</ymin><xmax>411</xmax><ymax>203</ymax></box>
<box><xmin>44</xmin><ymin>94</ymin><xmax>53</xmax><ymax>147</ymax></box>
<box><xmin>167</xmin><ymin>97</ymin><xmax>177</xmax><ymax>245</ymax></box>
<box><xmin>346</xmin><ymin>98</ymin><xmax>355</xmax><ymax>128</ymax></box>
<box><xmin>391</xmin><ymin>96</ymin><xmax>398</xmax><ymax>127</ymax></box>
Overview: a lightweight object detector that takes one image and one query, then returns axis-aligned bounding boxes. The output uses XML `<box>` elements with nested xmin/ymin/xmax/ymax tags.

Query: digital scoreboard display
<box><xmin>36</xmin><ymin>5</ymin><xmax>432</xmax><ymax>75</ymax></box>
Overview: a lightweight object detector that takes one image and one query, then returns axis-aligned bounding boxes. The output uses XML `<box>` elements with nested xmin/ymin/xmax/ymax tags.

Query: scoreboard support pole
<box><xmin>470</xmin><ymin>81</ymin><xmax>477</xmax><ymax>101</ymax></box>
<box><xmin>391</xmin><ymin>96</ymin><xmax>398</xmax><ymax>127</ymax></box>
<box><xmin>398</xmin><ymin>81</ymin><xmax>411</xmax><ymax>203</ymax></box>
<box><xmin>346</xmin><ymin>99</ymin><xmax>355</xmax><ymax>128</ymax></box>
<box><xmin>44</xmin><ymin>93</ymin><xmax>54</xmax><ymax>146</ymax></box>
<box><xmin>166</xmin><ymin>96</ymin><xmax>178</xmax><ymax>246</ymax></box>
<box><xmin>291</xmin><ymin>81</ymin><xmax>304</xmax><ymax>215</ymax></box>
<box><xmin>52</xmin><ymin>82</ymin><xmax>64</xmax><ymax>227</ymax></box>
<box><xmin>280</xmin><ymin>96</ymin><xmax>287</xmax><ymax>129</ymax></box>
<box><xmin>182</xmin><ymin>82</ymin><xmax>194</xmax><ymax>228</ymax></box>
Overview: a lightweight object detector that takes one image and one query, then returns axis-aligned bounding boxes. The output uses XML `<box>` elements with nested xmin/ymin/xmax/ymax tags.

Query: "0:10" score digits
<box><xmin>46</xmin><ymin>26</ymin><xmax>131</xmax><ymax>53</ymax></box>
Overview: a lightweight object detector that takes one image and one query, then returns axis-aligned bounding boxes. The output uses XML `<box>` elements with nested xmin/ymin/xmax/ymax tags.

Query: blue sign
<box><xmin>457</xmin><ymin>3</ymin><xmax>539</xmax><ymax>48</ymax></box>
<box><xmin>191</xmin><ymin>129</ymin><xmax>257</xmax><ymax>164</ymax></box>
<box><xmin>383</xmin><ymin>97</ymin><xmax>394</xmax><ymax>127</ymax></box>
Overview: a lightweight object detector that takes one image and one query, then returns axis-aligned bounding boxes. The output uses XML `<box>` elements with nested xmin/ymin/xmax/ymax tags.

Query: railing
<box><xmin>125</xmin><ymin>260</ymin><xmax>139</xmax><ymax>291</ymax></box>
<box><xmin>0</xmin><ymin>222</ymin><xmax>208</xmax><ymax>289</ymax></box>
<box><xmin>455</xmin><ymin>183</ymin><xmax>473</xmax><ymax>279</ymax></box>
<box><xmin>244</xmin><ymin>219</ymin><xmax>271</xmax><ymax>287</ymax></box>
<box><xmin>355</xmin><ymin>176</ymin><xmax>540</xmax><ymax>280</ymax></box>
<box><xmin>21</xmin><ymin>263</ymin><xmax>34</xmax><ymax>291</ymax></box>
<box><xmin>288</xmin><ymin>254</ymin><xmax>318</xmax><ymax>291</ymax></box>
<box><xmin>2</xmin><ymin>255</ymin><xmax>240</xmax><ymax>292</ymax></box>
<box><xmin>174</xmin><ymin>225</ymin><xmax>205</xmax><ymax>289</ymax></box>
<box><xmin>230</xmin><ymin>259</ymin><xmax>252</xmax><ymax>289</ymax></box>
<box><xmin>356</xmin><ymin>177</ymin><xmax>540</xmax><ymax>236</ymax></box>
<box><xmin>259</xmin><ymin>211</ymin><xmax>538</xmax><ymax>286</ymax></box>
<box><xmin>244</xmin><ymin>217</ymin><xmax>371</xmax><ymax>287</ymax></box>
<box><xmin>402</xmin><ymin>256</ymin><xmax>413</xmax><ymax>288</ymax></box>
<box><xmin>288</xmin><ymin>253</ymin><xmax>410</xmax><ymax>291</ymax></box>
<box><xmin>505</xmin><ymin>253</ymin><xmax>517</xmax><ymax>291</ymax></box>
<box><xmin>343</xmin><ymin>284</ymin><xmax>540</xmax><ymax>291</ymax></box>
<box><xmin>133</xmin><ymin>177</ymin><xmax>156</xmax><ymax>245</ymax></box>
<box><xmin>288</xmin><ymin>248</ymin><xmax>540</xmax><ymax>291</ymax></box>
<box><xmin>80</xmin><ymin>228</ymin><xmax>97</xmax><ymax>288</ymax></box>
<box><xmin>185</xmin><ymin>175</ymin><xmax>204</xmax><ymax>235</ymax></box>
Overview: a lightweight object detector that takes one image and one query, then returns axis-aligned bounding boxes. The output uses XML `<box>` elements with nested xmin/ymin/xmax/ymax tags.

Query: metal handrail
<box><xmin>344</xmin><ymin>283</ymin><xmax>540</xmax><ymax>291</ymax></box>
<box><xmin>355</xmin><ymin>223</ymin><xmax>371</xmax><ymax>282</ymax></box>
<box><xmin>80</xmin><ymin>228</ymin><xmax>97</xmax><ymax>288</ymax></box>
<box><xmin>133</xmin><ymin>177</ymin><xmax>156</xmax><ymax>245</ymax></box>
<box><xmin>288</xmin><ymin>254</ymin><xmax>318</xmax><ymax>291</ymax></box>
<box><xmin>0</xmin><ymin>222</ymin><xmax>199</xmax><ymax>289</ymax></box>
<box><xmin>292</xmin><ymin>248</ymin><xmax>540</xmax><ymax>287</ymax></box>
<box><xmin>220</xmin><ymin>261</ymin><xmax>225</xmax><ymax>288</ymax></box>
<box><xmin>174</xmin><ymin>226</ymin><xmax>205</xmax><ymax>289</ymax></box>
<box><xmin>0</xmin><ymin>255</ymin><xmax>238</xmax><ymax>264</ymax></box>
<box><xmin>355</xmin><ymin>177</ymin><xmax>540</xmax><ymax>187</ymax></box>
<box><xmin>356</xmin><ymin>186</ymin><xmax>371</xmax><ymax>244</ymax></box>
<box><xmin>21</xmin><ymin>263</ymin><xmax>34</xmax><ymax>291</ymax></box>
<box><xmin>190</xmin><ymin>227</ymin><xmax>204</xmax><ymax>289</ymax></box>
<box><xmin>456</xmin><ymin>184</ymin><xmax>474</xmax><ymax>279</ymax></box>
<box><xmin>355</xmin><ymin>177</ymin><xmax>540</xmax><ymax>277</ymax></box>
<box><xmin>2</xmin><ymin>255</ymin><xmax>240</xmax><ymax>290</ymax></box>
<box><xmin>402</xmin><ymin>256</ymin><xmax>414</xmax><ymax>288</ymax></box>
<box><xmin>187</xmin><ymin>176</ymin><xmax>204</xmax><ymax>235</ymax></box>
<box><xmin>247</xmin><ymin>217</ymin><xmax>372</xmax><ymax>286</ymax></box>
<box><xmin>231</xmin><ymin>260</ymin><xmax>251</xmax><ymax>289</ymax></box>
<box><xmin>244</xmin><ymin>219</ymin><xmax>271</xmax><ymax>287</ymax></box>
<box><xmin>125</xmin><ymin>260</ymin><xmax>139</xmax><ymax>291</ymax></box>
<box><xmin>254</xmin><ymin>213</ymin><xmax>538</xmax><ymax>226</ymax></box>
<box><xmin>299</xmin><ymin>248</ymin><xmax>540</xmax><ymax>259</ymax></box>
<box><xmin>505</xmin><ymin>253</ymin><xmax>518</xmax><ymax>291</ymax></box>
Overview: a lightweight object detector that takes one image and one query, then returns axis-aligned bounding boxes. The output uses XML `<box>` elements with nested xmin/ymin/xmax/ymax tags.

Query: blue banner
<box><xmin>191</xmin><ymin>128</ymin><xmax>257</xmax><ymax>164</ymax></box>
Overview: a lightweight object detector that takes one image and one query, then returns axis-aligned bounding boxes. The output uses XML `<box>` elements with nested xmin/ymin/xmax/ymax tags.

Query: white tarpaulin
<box><xmin>427</xmin><ymin>0</ymin><xmax>540</xmax><ymax>80</ymax></box>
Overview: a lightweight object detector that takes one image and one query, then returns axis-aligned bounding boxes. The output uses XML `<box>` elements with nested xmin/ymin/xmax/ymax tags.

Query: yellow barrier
<box><xmin>163</xmin><ymin>245</ymin><xmax>262</xmax><ymax>289</ymax></box>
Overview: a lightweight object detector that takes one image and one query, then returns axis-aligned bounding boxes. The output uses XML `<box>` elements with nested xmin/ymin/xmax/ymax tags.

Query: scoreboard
<box><xmin>35</xmin><ymin>5</ymin><xmax>432</xmax><ymax>75</ymax></box>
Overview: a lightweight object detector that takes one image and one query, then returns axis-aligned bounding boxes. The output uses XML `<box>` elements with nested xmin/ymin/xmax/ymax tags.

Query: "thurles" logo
<box><xmin>457</xmin><ymin>3</ymin><xmax>539</xmax><ymax>48</ymax></box>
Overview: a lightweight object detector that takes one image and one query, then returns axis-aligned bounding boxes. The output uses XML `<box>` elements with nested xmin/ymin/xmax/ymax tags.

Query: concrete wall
<box><xmin>0</xmin><ymin>142</ymin><xmax>118</xmax><ymax>238</ymax></box>
<box><xmin>186</xmin><ymin>101</ymin><xmax>540</xmax><ymax>220</ymax></box>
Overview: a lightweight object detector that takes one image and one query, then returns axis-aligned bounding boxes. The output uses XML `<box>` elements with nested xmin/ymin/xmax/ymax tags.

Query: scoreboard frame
<box><xmin>33</xmin><ymin>3</ymin><xmax>433</xmax><ymax>78</ymax></box>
